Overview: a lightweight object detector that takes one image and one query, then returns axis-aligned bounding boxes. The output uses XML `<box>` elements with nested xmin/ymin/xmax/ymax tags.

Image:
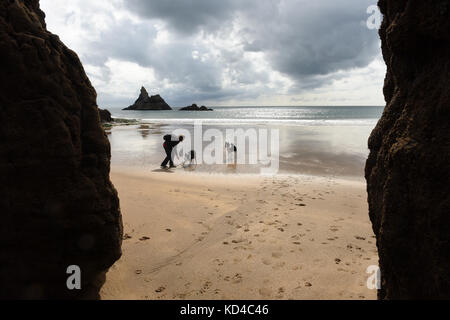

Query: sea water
<box><xmin>108</xmin><ymin>106</ymin><xmax>382</xmax><ymax>126</ymax></box>
<box><xmin>106</xmin><ymin>106</ymin><xmax>383</xmax><ymax>177</ymax></box>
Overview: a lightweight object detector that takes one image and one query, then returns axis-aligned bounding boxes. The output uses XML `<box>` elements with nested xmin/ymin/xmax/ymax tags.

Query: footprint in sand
<box><xmin>173</xmin><ymin>293</ymin><xmax>187</xmax><ymax>299</ymax></box>
<box><xmin>258</xmin><ymin>288</ymin><xmax>272</xmax><ymax>298</ymax></box>
<box><xmin>199</xmin><ymin>281</ymin><xmax>212</xmax><ymax>294</ymax></box>
<box><xmin>139</xmin><ymin>236</ymin><xmax>150</xmax><ymax>241</ymax></box>
<box><xmin>272</xmin><ymin>262</ymin><xmax>286</xmax><ymax>270</ymax></box>
<box><xmin>155</xmin><ymin>286</ymin><xmax>166</xmax><ymax>293</ymax></box>
<box><xmin>232</xmin><ymin>274</ymin><xmax>243</xmax><ymax>284</ymax></box>
<box><xmin>262</xmin><ymin>258</ymin><xmax>272</xmax><ymax>265</ymax></box>
<box><xmin>123</xmin><ymin>234</ymin><xmax>132</xmax><ymax>240</ymax></box>
<box><xmin>272</xmin><ymin>252</ymin><xmax>283</xmax><ymax>259</ymax></box>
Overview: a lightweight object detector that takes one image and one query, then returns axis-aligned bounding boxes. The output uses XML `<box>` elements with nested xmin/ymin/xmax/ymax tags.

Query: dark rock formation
<box><xmin>0</xmin><ymin>0</ymin><xmax>122</xmax><ymax>299</ymax></box>
<box><xmin>180</xmin><ymin>104</ymin><xmax>213</xmax><ymax>111</ymax></box>
<box><xmin>123</xmin><ymin>87</ymin><xmax>172</xmax><ymax>111</ymax></box>
<box><xmin>99</xmin><ymin>109</ymin><xmax>113</xmax><ymax>123</ymax></box>
<box><xmin>366</xmin><ymin>0</ymin><xmax>450</xmax><ymax>299</ymax></box>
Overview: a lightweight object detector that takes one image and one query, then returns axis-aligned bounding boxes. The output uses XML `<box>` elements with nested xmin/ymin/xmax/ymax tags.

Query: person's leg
<box><xmin>161</xmin><ymin>147</ymin><xmax>172</xmax><ymax>167</ymax></box>
<box><xmin>161</xmin><ymin>156</ymin><xmax>170</xmax><ymax>167</ymax></box>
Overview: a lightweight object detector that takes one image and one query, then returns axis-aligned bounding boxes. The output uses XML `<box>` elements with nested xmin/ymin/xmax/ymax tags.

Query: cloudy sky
<box><xmin>41</xmin><ymin>0</ymin><xmax>385</xmax><ymax>108</ymax></box>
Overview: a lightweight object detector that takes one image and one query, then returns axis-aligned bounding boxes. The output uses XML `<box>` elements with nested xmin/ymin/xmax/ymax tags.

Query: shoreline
<box><xmin>101</xmin><ymin>167</ymin><xmax>378</xmax><ymax>300</ymax></box>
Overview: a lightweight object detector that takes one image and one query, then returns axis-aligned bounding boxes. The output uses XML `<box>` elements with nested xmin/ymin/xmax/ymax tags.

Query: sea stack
<box><xmin>0</xmin><ymin>0</ymin><xmax>123</xmax><ymax>299</ymax></box>
<box><xmin>123</xmin><ymin>87</ymin><xmax>172</xmax><ymax>111</ymax></box>
<box><xmin>180</xmin><ymin>104</ymin><xmax>213</xmax><ymax>111</ymax></box>
<box><xmin>366</xmin><ymin>0</ymin><xmax>450</xmax><ymax>299</ymax></box>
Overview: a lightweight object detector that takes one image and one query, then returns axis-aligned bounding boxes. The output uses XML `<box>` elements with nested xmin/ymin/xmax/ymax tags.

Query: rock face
<box><xmin>123</xmin><ymin>87</ymin><xmax>172</xmax><ymax>111</ymax></box>
<box><xmin>0</xmin><ymin>0</ymin><xmax>123</xmax><ymax>299</ymax></box>
<box><xmin>180</xmin><ymin>104</ymin><xmax>213</xmax><ymax>111</ymax></box>
<box><xmin>366</xmin><ymin>0</ymin><xmax>450</xmax><ymax>299</ymax></box>
<box><xmin>99</xmin><ymin>109</ymin><xmax>113</xmax><ymax>123</ymax></box>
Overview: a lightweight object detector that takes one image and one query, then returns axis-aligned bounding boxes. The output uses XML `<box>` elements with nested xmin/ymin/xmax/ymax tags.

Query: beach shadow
<box><xmin>152</xmin><ymin>168</ymin><xmax>175</xmax><ymax>173</ymax></box>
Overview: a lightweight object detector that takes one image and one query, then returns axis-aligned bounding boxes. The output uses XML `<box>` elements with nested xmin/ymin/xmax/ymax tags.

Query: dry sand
<box><xmin>101</xmin><ymin>167</ymin><xmax>378</xmax><ymax>300</ymax></box>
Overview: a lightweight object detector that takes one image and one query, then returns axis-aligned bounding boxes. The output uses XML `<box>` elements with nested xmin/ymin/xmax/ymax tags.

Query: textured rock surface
<box><xmin>180</xmin><ymin>104</ymin><xmax>213</xmax><ymax>111</ymax></box>
<box><xmin>366</xmin><ymin>0</ymin><xmax>450</xmax><ymax>299</ymax></box>
<box><xmin>99</xmin><ymin>109</ymin><xmax>112</xmax><ymax>123</ymax></box>
<box><xmin>0</xmin><ymin>0</ymin><xmax>122</xmax><ymax>299</ymax></box>
<box><xmin>123</xmin><ymin>87</ymin><xmax>172</xmax><ymax>110</ymax></box>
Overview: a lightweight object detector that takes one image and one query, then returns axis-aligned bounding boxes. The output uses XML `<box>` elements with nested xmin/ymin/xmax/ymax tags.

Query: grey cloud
<box><xmin>68</xmin><ymin>0</ymin><xmax>382</xmax><ymax>105</ymax></box>
<box><xmin>83</xmin><ymin>17</ymin><xmax>231</xmax><ymax>104</ymax></box>
<box><xmin>85</xmin><ymin>19</ymin><xmax>158</xmax><ymax>66</ymax></box>
<box><xmin>237</xmin><ymin>1</ymin><xmax>380</xmax><ymax>82</ymax></box>
<box><xmin>122</xmin><ymin>0</ymin><xmax>381</xmax><ymax>92</ymax></box>
<box><xmin>124</xmin><ymin>0</ymin><xmax>248</xmax><ymax>35</ymax></box>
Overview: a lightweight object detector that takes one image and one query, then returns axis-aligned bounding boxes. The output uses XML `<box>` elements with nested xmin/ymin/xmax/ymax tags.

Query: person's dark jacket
<box><xmin>164</xmin><ymin>139</ymin><xmax>182</xmax><ymax>150</ymax></box>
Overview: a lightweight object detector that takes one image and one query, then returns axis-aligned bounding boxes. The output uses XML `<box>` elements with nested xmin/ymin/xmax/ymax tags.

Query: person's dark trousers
<box><xmin>161</xmin><ymin>147</ymin><xmax>174</xmax><ymax>167</ymax></box>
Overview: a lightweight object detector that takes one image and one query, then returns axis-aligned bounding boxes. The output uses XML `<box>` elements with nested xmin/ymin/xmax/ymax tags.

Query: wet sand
<box><xmin>106</xmin><ymin>123</ymin><xmax>374</xmax><ymax>177</ymax></box>
<box><xmin>101</xmin><ymin>168</ymin><xmax>378</xmax><ymax>300</ymax></box>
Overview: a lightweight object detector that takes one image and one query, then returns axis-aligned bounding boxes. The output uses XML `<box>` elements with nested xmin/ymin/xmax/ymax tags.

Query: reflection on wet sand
<box><xmin>108</xmin><ymin>123</ymin><xmax>373</xmax><ymax>178</ymax></box>
<box><xmin>138</xmin><ymin>125</ymin><xmax>150</xmax><ymax>139</ymax></box>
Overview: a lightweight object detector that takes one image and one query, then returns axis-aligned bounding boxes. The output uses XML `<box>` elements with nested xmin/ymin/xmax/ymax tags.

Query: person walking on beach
<box><xmin>161</xmin><ymin>135</ymin><xmax>184</xmax><ymax>169</ymax></box>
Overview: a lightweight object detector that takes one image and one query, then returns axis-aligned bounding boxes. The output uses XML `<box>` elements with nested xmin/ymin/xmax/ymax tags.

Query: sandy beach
<box><xmin>101</xmin><ymin>167</ymin><xmax>378</xmax><ymax>300</ymax></box>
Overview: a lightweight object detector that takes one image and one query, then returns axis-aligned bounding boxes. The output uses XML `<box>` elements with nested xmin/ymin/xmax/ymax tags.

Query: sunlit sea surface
<box><xmin>106</xmin><ymin>106</ymin><xmax>384</xmax><ymax>177</ymax></box>
<box><xmin>109</xmin><ymin>106</ymin><xmax>382</xmax><ymax>126</ymax></box>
